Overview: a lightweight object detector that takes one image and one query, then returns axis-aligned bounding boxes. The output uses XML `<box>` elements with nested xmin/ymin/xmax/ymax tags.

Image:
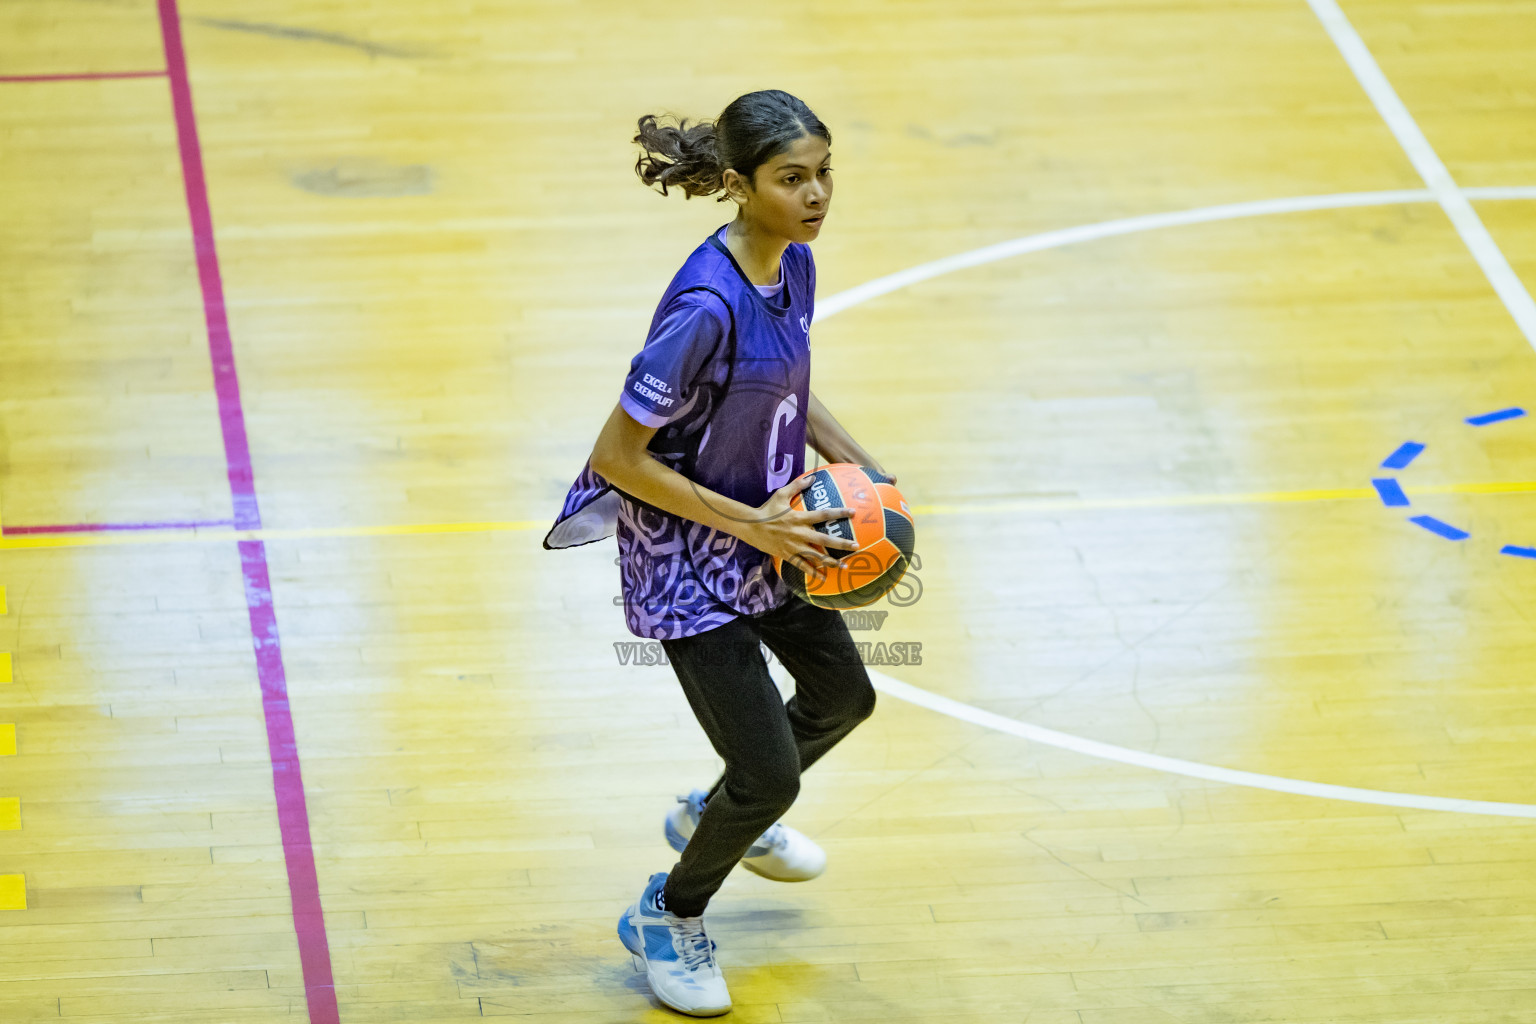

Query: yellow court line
<box><xmin>0</xmin><ymin>585</ymin><xmax>6</xmax><ymax>615</ymax></box>
<box><xmin>1414</xmin><ymin>481</ymin><xmax>1536</xmax><ymax>497</ymax></box>
<box><xmin>255</xmin><ymin>521</ymin><xmax>544</xmax><ymax>541</ymax></box>
<box><xmin>916</xmin><ymin>480</ymin><xmax>1536</xmax><ymax>515</ymax></box>
<box><xmin>0</xmin><ymin>653</ymin><xmax>10</xmax><ymax>685</ymax></box>
<box><xmin>0</xmin><ymin>874</ymin><xmax>24</xmax><ymax>911</ymax></box>
<box><xmin>913</xmin><ymin>485</ymin><xmax>1374</xmax><ymax>515</ymax></box>
<box><xmin>0</xmin><ymin>481</ymin><xmax>1534</xmax><ymax>552</ymax></box>
<box><xmin>0</xmin><ymin>798</ymin><xmax>17</xmax><ymax>831</ymax></box>
<box><xmin>0</xmin><ymin>529</ymin><xmax>222</xmax><ymax>551</ymax></box>
<box><xmin>0</xmin><ymin>724</ymin><xmax>13</xmax><ymax>757</ymax></box>
<box><xmin>0</xmin><ymin>520</ymin><xmax>549</xmax><ymax>551</ymax></box>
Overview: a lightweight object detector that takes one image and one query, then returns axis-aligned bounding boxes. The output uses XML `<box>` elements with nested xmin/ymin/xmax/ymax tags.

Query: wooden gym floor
<box><xmin>2</xmin><ymin>0</ymin><xmax>1536</xmax><ymax>1020</ymax></box>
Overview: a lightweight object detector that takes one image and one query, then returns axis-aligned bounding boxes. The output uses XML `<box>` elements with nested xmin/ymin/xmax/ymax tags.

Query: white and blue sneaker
<box><xmin>617</xmin><ymin>872</ymin><xmax>730</xmax><ymax>1017</ymax></box>
<box><xmin>665</xmin><ymin>789</ymin><xmax>827</xmax><ymax>882</ymax></box>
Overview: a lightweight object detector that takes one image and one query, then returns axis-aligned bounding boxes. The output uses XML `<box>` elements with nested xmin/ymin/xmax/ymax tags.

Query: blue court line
<box><xmin>1410</xmin><ymin>515</ymin><xmax>1470</xmax><ymax>541</ymax></box>
<box><xmin>1502</xmin><ymin>545</ymin><xmax>1536</xmax><ymax>560</ymax></box>
<box><xmin>1466</xmin><ymin>407</ymin><xmax>1527</xmax><ymax>426</ymax></box>
<box><xmin>1380</xmin><ymin>442</ymin><xmax>1425</xmax><ymax>469</ymax></box>
<box><xmin>1371</xmin><ymin>478</ymin><xmax>1410</xmax><ymax>507</ymax></box>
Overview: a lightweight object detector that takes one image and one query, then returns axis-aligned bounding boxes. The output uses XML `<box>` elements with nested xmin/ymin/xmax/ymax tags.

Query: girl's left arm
<box><xmin>806</xmin><ymin>390</ymin><xmax>896</xmax><ymax>482</ymax></box>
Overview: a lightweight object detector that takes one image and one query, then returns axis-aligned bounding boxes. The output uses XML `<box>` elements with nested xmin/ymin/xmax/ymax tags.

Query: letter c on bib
<box><xmin>765</xmin><ymin>393</ymin><xmax>799</xmax><ymax>490</ymax></box>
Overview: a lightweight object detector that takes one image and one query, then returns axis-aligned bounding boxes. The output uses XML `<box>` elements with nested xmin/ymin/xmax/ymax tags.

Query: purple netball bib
<box><xmin>544</xmin><ymin>227</ymin><xmax>816</xmax><ymax>640</ymax></box>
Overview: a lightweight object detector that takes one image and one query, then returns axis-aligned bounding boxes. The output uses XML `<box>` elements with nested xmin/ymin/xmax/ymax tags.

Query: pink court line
<box><xmin>157</xmin><ymin>3</ymin><xmax>339</xmax><ymax>1022</ymax></box>
<box><xmin>0</xmin><ymin>70</ymin><xmax>167</xmax><ymax>83</ymax></box>
<box><xmin>1</xmin><ymin>519</ymin><xmax>232</xmax><ymax>535</ymax></box>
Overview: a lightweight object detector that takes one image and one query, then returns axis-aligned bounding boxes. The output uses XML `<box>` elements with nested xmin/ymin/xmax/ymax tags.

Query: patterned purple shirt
<box><xmin>544</xmin><ymin>228</ymin><xmax>815</xmax><ymax>639</ymax></box>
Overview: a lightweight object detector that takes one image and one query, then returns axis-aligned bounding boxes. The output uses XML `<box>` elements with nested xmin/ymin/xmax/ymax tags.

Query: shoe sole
<box><xmin>740</xmin><ymin>857</ymin><xmax>820</xmax><ymax>882</ymax></box>
<box><xmin>616</xmin><ymin>910</ymin><xmax>731</xmax><ymax>1018</ymax></box>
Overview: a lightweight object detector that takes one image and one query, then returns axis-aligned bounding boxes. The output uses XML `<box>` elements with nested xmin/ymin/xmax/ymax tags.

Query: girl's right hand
<box><xmin>745</xmin><ymin>475</ymin><xmax>859</xmax><ymax>573</ymax></box>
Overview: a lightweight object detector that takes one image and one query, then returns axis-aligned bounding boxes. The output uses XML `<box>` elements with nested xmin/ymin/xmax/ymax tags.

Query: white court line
<box><xmin>866</xmin><ymin>670</ymin><xmax>1536</xmax><ymax>819</ymax></box>
<box><xmin>1468</xmin><ymin>187</ymin><xmax>1536</xmax><ymax>202</ymax></box>
<box><xmin>820</xmin><ymin>187</ymin><xmax>1536</xmax><ymax>321</ymax></box>
<box><xmin>1306</xmin><ymin>0</ymin><xmax>1536</xmax><ymax>352</ymax></box>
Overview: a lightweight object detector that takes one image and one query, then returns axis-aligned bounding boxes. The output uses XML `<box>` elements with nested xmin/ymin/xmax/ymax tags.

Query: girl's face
<box><xmin>735</xmin><ymin>134</ymin><xmax>833</xmax><ymax>243</ymax></box>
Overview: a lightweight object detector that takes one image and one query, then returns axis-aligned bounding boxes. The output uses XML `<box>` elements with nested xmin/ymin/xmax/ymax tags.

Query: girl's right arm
<box><xmin>589</xmin><ymin>402</ymin><xmax>857</xmax><ymax>573</ymax></box>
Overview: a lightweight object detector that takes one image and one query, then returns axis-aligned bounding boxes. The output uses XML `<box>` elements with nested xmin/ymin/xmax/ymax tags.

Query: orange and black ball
<box><xmin>773</xmin><ymin>463</ymin><xmax>916</xmax><ymax>610</ymax></box>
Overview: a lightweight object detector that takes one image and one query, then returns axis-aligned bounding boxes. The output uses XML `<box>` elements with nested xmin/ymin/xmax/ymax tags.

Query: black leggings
<box><xmin>658</xmin><ymin>595</ymin><xmax>877</xmax><ymax>917</ymax></box>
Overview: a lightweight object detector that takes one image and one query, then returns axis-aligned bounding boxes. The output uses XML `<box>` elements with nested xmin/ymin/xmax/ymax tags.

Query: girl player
<box><xmin>543</xmin><ymin>90</ymin><xmax>894</xmax><ymax>1016</ymax></box>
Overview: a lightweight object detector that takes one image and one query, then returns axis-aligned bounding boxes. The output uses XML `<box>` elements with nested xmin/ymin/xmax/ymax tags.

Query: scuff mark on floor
<box><xmin>194</xmin><ymin>17</ymin><xmax>428</xmax><ymax>59</ymax></box>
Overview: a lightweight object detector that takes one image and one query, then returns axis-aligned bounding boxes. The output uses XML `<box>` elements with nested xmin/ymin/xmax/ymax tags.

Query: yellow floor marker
<box><xmin>0</xmin><ymin>533</ymin><xmax>24</xmax><ymax>916</ymax></box>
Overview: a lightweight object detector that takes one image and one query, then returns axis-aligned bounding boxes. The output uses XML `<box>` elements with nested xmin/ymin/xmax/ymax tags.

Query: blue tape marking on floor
<box><xmin>1410</xmin><ymin>515</ymin><xmax>1470</xmax><ymax>541</ymax></box>
<box><xmin>1502</xmin><ymin>545</ymin><xmax>1536</xmax><ymax>559</ymax></box>
<box><xmin>1380</xmin><ymin>441</ymin><xmax>1425</xmax><ymax>469</ymax></box>
<box><xmin>1371</xmin><ymin>478</ymin><xmax>1410</xmax><ymax>507</ymax></box>
<box><xmin>1465</xmin><ymin>407</ymin><xmax>1527</xmax><ymax>426</ymax></box>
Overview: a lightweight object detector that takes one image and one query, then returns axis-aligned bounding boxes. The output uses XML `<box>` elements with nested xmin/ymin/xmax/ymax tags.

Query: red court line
<box><xmin>1</xmin><ymin>519</ymin><xmax>232</xmax><ymax>535</ymax></box>
<box><xmin>0</xmin><ymin>70</ymin><xmax>167</xmax><ymax>83</ymax></box>
<box><xmin>156</xmin><ymin>3</ymin><xmax>340</xmax><ymax>1022</ymax></box>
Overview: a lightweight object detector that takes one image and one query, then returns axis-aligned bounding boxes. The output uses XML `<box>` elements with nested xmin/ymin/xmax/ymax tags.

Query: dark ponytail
<box><xmin>634</xmin><ymin>115</ymin><xmax>724</xmax><ymax>199</ymax></box>
<box><xmin>634</xmin><ymin>90</ymin><xmax>831</xmax><ymax>201</ymax></box>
